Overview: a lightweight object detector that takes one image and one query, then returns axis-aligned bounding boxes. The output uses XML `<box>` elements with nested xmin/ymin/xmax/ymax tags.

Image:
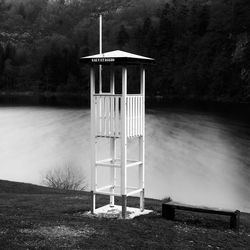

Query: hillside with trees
<box><xmin>0</xmin><ymin>0</ymin><xmax>250</xmax><ymax>103</ymax></box>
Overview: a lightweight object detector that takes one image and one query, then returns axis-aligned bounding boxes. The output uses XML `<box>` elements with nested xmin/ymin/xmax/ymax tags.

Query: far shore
<box><xmin>1</xmin><ymin>91</ymin><xmax>250</xmax><ymax>107</ymax></box>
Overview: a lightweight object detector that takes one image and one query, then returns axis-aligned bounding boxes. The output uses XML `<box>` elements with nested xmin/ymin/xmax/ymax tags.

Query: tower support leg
<box><xmin>91</xmin><ymin>191</ymin><xmax>96</xmax><ymax>214</ymax></box>
<box><xmin>122</xmin><ymin>195</ymin><xmax>127</xmax><ymax>219</ymax></box>
<box><xmin>140</xmin><ymin>188</ymin><xmax>145</xmax><ymax>211</ymax></box>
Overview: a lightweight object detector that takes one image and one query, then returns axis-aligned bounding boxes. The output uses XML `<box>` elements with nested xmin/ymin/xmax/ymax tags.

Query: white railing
<box><xmin>94</xmin><ymin>94</ymin><xmax>121</xmax><ymax>137</ymax></box>
<box><xmin>126</xmin><ymin>95</ymin><xmax>144</xmax><ymax>138</ymax></box>
<box><xmin>93</xmin><ymin>94</ymin><xmax>144</xmax><ymax>138</ymax></box>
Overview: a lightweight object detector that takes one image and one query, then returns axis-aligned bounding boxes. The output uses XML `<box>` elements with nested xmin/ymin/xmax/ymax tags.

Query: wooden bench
<box><xmin>162</xmin><ymin>201</ymin><xmax>240</xmax><ymax>230</ymax></box>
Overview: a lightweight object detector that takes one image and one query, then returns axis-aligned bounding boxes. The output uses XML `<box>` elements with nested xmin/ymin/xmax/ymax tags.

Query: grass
<box><xmin>0</xmin><ymin>179</ymin><xmax>249</xmax><ymax>249</ymax></box>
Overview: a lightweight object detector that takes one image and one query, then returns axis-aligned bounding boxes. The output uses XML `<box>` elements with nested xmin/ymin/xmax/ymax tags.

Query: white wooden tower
<box><xmin>81</xmin><ymin>50</ymin><xmax>154</xmax><ymax>218</ymax></box>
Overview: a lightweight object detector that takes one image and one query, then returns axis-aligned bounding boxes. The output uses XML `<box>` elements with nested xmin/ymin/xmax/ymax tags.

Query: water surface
<box><xmin>0</xmin><ymin>106</ymin><xmax>249</xmax><ymax>212</ymax></box>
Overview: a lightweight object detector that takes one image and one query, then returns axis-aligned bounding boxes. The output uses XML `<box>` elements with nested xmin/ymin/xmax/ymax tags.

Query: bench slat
<box><xmin>165</xmin><ymin>201</ymin><xmax>237</xmax><ymax>216</ymax></box>
<box><xmin>162</xmin><ymin>201</ymin><xmax>240</xmax><ymax>230</ymax></box>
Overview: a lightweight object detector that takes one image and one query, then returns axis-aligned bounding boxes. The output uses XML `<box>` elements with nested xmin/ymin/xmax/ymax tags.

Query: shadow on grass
<box><xmin>62</xmin><ymin>208</ymin><xmax>89</xmax><ymax>215</ymax></box>
<box><xmin>173</xmin><ymin>210</ymin><xmax>232</xmax><ymax>231</ymax></box>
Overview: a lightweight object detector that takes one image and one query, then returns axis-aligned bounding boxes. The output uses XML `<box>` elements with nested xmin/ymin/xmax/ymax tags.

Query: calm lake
<box><xmin>0</xmin><ymin>105</ymin><xmax>250</xmax><ymax>212</ymax></box>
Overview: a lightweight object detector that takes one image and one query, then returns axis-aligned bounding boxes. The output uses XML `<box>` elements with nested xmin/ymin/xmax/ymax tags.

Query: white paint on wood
<box><xmin>90</xmin><ymin>61</ymin><xmax>147</xmax><ymax>215</ymax></box>
<box><xmin>90</xmin><ymin>67</ymin><xmax>96</xmax><ymax>192</ymax></box>
<box><xmin>110</xmin><ymin>137</ymin><xmax>116</xmax><ymax>206</ymax></box>
<box><xmin>99</xmin><ymin>15</ymin><xmax>102</xmax><ymax>94</ymax></box>
<box><xmin>90</xmin><ymin>67</ymin><xmax>96</xmax><ymax>214</ymax></box>
<box><xmin>110</xmin><ymin>67</ymin><xmax>116</xmax><ymax>206</ymax></box>
<box><xmin>121</xmin><ymin>67</ymin><xmax>127</xmax><ymax>195</ymax></box>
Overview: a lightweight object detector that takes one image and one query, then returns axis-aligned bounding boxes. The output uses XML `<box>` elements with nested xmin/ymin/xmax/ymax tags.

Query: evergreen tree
<box><xmin>117</xmin><ymin>25</ymin><xmax>130</xmax><ymax>49</ymax></box>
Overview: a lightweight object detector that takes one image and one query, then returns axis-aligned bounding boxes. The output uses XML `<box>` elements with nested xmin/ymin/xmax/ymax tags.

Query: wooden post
<box><xmin>110</xmin><ymin>67</ymin><xmax>116</xmax><ymax>207</ymax></box>
<box><xmin>139</xmin><ymin>67</ymin><xmax>145</xmax><ymax>211</ymax></box>
<box><xmin>90</xmin><ymin>67</ymin><xmax>96</xmax><ymax>214</ymax></box>
<box><xmin>230</xmin><ymin>210</ymin><xmax>240</xmax><ymax>230</ymax></box>
<box><xmin>121</xmin><ymin>67</ymin><xmax>127</xmax><ymax>218</ymax></box>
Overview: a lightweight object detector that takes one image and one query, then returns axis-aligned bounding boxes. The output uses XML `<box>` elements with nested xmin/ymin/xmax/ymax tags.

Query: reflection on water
<box><xmin>0</xmin><ymin>106</ymin><xmax>249</xmax><ymax>212</ymax></box>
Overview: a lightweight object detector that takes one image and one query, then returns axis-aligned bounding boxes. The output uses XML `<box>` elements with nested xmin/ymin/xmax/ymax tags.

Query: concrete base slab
<box><xmin>85</xmin><ymin>205</ymin><xmax>153</xmax><ymax>219</ymax></box>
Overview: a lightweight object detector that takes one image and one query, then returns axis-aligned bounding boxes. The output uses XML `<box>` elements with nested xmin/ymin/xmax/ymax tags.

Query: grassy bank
<box><xmin>0</xmin><ymin>179</ymin><xmax>249</xmax><ymax>249</ymax></box>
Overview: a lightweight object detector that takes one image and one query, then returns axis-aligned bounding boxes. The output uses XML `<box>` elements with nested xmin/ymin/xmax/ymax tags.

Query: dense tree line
<box><xmin>0</xmin><ymin>0</ymin><xmax>250</xmax><ymax>103</ymax></box>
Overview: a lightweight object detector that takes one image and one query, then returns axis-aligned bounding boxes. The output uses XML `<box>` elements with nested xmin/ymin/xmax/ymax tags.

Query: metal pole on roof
<box><xmin>99</xmin><ymin>14</ymin><xmax>102</xmax><ymax>94</ymax></box>
<box><xmin>99</xmin><ymin>15</ymin><xmax>102</xmax><ymax>54</ymax></box>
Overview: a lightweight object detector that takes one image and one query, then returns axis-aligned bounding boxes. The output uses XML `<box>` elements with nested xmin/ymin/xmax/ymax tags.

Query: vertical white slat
<box><xmin>131</xmin><ymin>96</ymin><xmax>133</xmax><ymax>137</ymax></box>
<box><xmin>126</xmin><ymin>97</ymin><xmax>128</xmax><ymax>137</ymax></box>
<box><xmin>105</xmin><ymin>96</ymin><xmax>107</xmax><ymax>136</ymax></box>
<box><xmin>134</xmin><ymin>96</ymin><xmax>136</xmax><ymax>137</ymax></box>
<box><xmin>114</xmin><ymin>97</ymin><xmax>116</xmax><ymax>137</ymax></box>
<box><xmin>129</xmin><ymin>97</ymin><xmax>132</xmax><ymax>137</ymax></box>
<box><xmin>96</xmin><ymin>96</ymin><xmax>100</xmax><ymax>135</ymax></box>
<box><xmin>114</xmin><ymin>96</ymin><xmax>116</xmax><ymax>136</ymax></box>
<box><xmin>110</xmin><ymin>96</ymin><xmax>114</xmax><ymax>136</ymax></box>
<box><xmin>119</xmin><ymin>96</ymin><xmax>121</xmax><ymax>136</ymax></box>
<box><xmin>137</xmin><ymin>96</ymin><xmax>140</xmax><ymax>136</ymax></box>
<box><xmin>103</xmin><ymin>96</ymin><xmax>105</xmax><ymax>135</ymax></box>
<box><xmin>133</xmin><ymin>96</ymin><xmax>136</xmax><ymax>137</ymax></box>
<box><xmin>107</xmin><ymin>96</ymin><xmax>110</xmax><ymax>136</ymax></box>
<box><xmin>129</xmin><ymin>97</ymin><xmax>131</xmax><ymax>136</ymax></box>
<box><xmin>98</xmin><ymin>96</ymin><xmax>101</xmax><ymax>136</ymax></box>
<box><xmin>136</xmin><ymin>96</ymin><xmax>138</xmax><ymax>136</ymax></box>
<box><xmin>140</xmin><ymin>96</ymin><xmax>143</xmax><ymax>135</ymax></box>
<box><xmin>99</xmin><ymin>96</ymin><xmax>102</xmax><ymax>135</ymax></box>
<box><xmin>96</xmin><ymin>96</ymin><xmax>98</xmax><ymax>136</ymax></box>
<box><xmin>135</xmin><ymin>96</ymin><xmax>138</xmax><ymax>136</ymax></box>
<box><xmin>94</xmin><ymin>96</ymin><xmax>97</xmax><ymax>136</ymax></box>
<box><xmin>127</xmin><ymin>96</ymin><xmax>129</xmax><ymax>137</ymax></box>
<box><xmin>141</xmin><ymin>96</ymin><xmax>143</xmax><ymax>135</ymax></box>
<box><xmin>127</xmin><ymin>97</ymin><xmax>129</xmax><ymax>137</ymax></box>
<box><xmin>100</xmin><ymin>96</ymin><xmax>102</xmax><ymax>136</ymax></box>
<box><xmin>113</xmin><ymin>96</ymin><xmax>115</xmax><ymax>136</ymax></box>
<box><xmin>102</xmin><ymin>96</ymin><xmax>106</xmax><ymax>136</ymax></box>
<box><xmin>117</xmin><ymin>97</ymin><xmax>119</xmax><ymax>136</ymax></box>
<box><xmin>98</xmin><ymin>96</ymin><xmax>102</xmax><ymax>135</ymax></box>
<box><xmin>129</xmin><ymin>96</ymin><xmax>133</xmax><ymax>137</ymax></box>
<box><xmin>138</xmin><ymin>96</ymin><xmax>140</xmax><ymax>136</ymax></box>
<box><xmin>109</xmin><ymin>96</ymin><xmax>111</xmax><ymax>136</ymax></box>
<box><xmin>115</xmin><ymin>97</ymin><xmax>119</xmax><ymax>137</ymax></box>
<box><xmin>130</xmin><ymin>96</ymin><xmax>132</xmax><ymax>137</ymax></box>
<box><xmin>106</xmin><ymin>96</ymin><xmax>109</xmax><ymax>136</ymax></box>
<box><xmin>128</xmin><ymin>96</ymin><xmax>131</xmax><ymax>137</ymax></box>
<box><xmin>140</xmin><ymin>96</ymin><xmax>142</xmax><ymax>135</ymax></box>
<box><xmin>132</xmin><ymin>97</ymin><xmax>134</xmax><ymax>137</ymax></box>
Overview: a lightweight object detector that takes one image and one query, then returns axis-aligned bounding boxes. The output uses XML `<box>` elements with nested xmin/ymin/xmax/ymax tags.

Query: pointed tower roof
<box><xmin>80</xmin><ymin>50</ymin><xmax>154</xmax><ymax>65</ymax></box>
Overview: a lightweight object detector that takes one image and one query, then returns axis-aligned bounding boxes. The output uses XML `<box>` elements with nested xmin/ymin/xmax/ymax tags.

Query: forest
<box><xmin>0</xmin><ymin>0</ymin><xmax>250</xmax><ymax>103</ymax></box>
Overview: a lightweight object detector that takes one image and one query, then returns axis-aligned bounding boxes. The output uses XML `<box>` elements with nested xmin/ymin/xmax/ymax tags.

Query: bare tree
<box><xmin>43</xmin><ymin>163</ymin><xmax>87</xmax><ymax>191</ymax></box>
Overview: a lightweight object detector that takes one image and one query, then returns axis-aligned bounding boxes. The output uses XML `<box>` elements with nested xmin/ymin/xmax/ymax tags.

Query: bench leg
<box><xmin>162</xmin><ymin>204</ymin><xmax>175</xmax><ymax>220</ymax></box>
<box><xmin>230</xmin><ymin>210</ymin><xmax>240</xmax><ymax>230</ymax></box>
